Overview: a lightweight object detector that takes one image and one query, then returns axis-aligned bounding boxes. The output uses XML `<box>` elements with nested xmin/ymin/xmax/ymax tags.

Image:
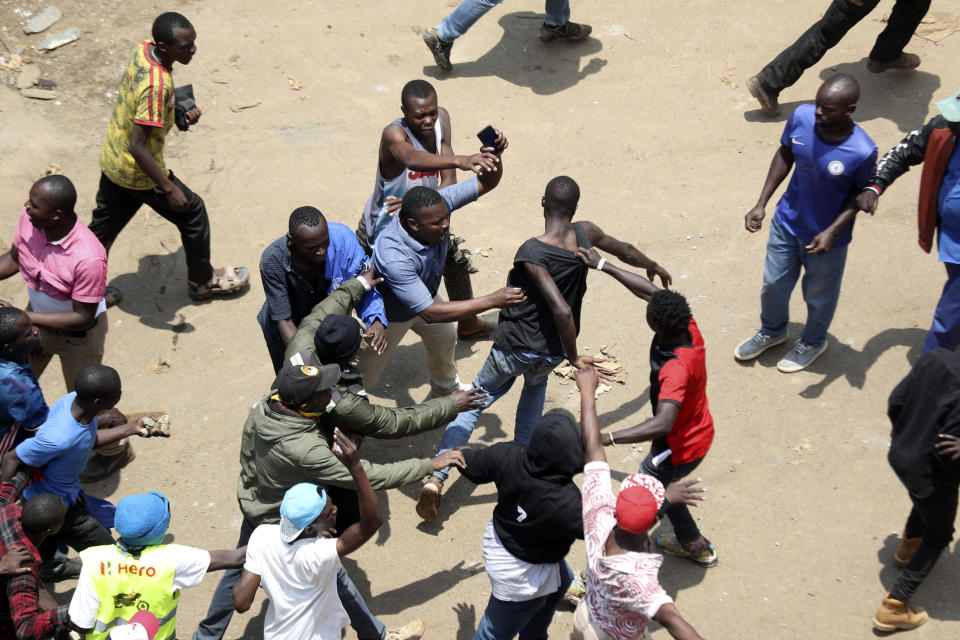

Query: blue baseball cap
<box><xmin>935</xmin><ymin>90</ymin><xmax>960</xmax><ymax>123</ymax></box>
<box><xmin>279</xmin><ymin>483</ymin><xmax>328</xmax><ymax>542</ymax></box>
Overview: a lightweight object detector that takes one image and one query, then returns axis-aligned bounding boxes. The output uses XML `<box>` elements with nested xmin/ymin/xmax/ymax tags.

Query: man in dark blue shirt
<box><xmin>736</xmin><ymin>74</ymin><xmax>877</xmax><ymax>373</ymax></box>
<box><xmin>258</xmin><ymin>207</ymin><xmax>387</xmax><ymax>373</ymax></box>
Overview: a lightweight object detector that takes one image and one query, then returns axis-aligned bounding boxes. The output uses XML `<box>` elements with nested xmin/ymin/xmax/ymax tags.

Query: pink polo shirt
<box><xmin>13</xmin><ymin>209</ymin><xmax>107</xmax><ymax>309</ymax></box>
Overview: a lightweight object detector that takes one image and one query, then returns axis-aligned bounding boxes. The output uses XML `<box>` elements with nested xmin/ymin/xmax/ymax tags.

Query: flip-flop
<box><xmin>457</xmin><ymin>315</ymin><xmax>498</xmax><ymax>340</ymax></box>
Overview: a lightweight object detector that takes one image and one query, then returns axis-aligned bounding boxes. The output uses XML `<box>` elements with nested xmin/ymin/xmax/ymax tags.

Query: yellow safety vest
<box><xmin>78</xmin><ymin>544</ymin><xmax>181</xmax><ymax>640</ymax></box>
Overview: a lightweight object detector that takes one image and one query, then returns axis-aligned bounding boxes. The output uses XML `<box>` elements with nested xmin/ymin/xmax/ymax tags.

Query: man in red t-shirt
<box><xmin>576</xmin><ymin>247</ymin><xmax>717</xmax><ymax>568</ymax></box>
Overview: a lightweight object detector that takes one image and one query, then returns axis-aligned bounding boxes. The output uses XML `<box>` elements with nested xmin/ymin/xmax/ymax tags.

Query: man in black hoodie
<box><xmin>874</xmin><ymin>348</ymin><xmax>960</xmax><ymax>632</ymax></box>
<box><xmin>459</xmin><ymin>411</ymin><xmax>584</xmax><ymax>640</ymax></box>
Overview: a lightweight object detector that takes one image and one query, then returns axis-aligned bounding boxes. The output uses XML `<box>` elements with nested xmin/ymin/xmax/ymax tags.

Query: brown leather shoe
<box><xmin>867</xmin><ymin>52</ymin><xmax>921</xmax><ymax>73</ymax></box>
<box><xmin>873</xmin><ymin>593</ymin><xmax>928</xmax><ymax>632</ymax></box>
<box><xmin>415</xmin><ymin>477</ymin><xmax>443</xmax><ymax>521</ymax></box>
<box><xmin>894</xmin><ymin>535</ymin><xmax>923</xmax><ymax>568</ymax></box>
<box><xmin>747</xmin><ymin>75</ymin><xmax>780</xmax><ymax>116</ymax></box>
<box><xmin>79</xmin><ymin>442</ymin><xmax>136</xmax><ymax>482</ymax></box>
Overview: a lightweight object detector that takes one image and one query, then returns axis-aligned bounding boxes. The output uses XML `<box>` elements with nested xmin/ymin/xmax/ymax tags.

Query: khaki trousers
<box><xmin>356</xmin><ymin>296</ymin><xmax>459</xmax><ymax>396</ymax></box>
<box><xmin>30</xmin><ymin>312</ymin><xmax>108</xmax><ymax>392</ymax></box>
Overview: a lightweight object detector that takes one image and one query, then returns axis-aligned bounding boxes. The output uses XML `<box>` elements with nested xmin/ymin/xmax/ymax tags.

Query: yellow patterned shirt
<box><xmin>99</xmin><ymin>40</ymin><xmax>175</xmax><ymax>190</ymax></box>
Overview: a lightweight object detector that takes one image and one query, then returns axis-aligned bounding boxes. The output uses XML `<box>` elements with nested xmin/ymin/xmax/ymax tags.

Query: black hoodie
<box><xmin>461</xmin><ymin>413</ymin><xmax>584</xmax><ymax>564</ymax></box>
<box><xmin>888</xmin><ymin>348</ymin><xmax>960</xmax><ymax>499</ymax></box>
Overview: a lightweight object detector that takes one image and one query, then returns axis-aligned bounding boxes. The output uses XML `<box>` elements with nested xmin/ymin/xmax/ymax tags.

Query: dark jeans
<box><xmin>89</xmin><ymin>171</ymin><xmax>214</xmax><ymax>285</ymax></box>
<box><xmin>192</xmin><ymin>518</ymin><xmax>385</xmax><ymax>640</ymax></box>
<box><xmin>473</xmin><ymin>561</ymin><xmax>573</xmax><ymax>640</ymax></box>
<box><xmin>258</xmin><ymin>316</ymin><xmax>289</xmax><ymax>374</ymax></box>
<box><xmin>756</xmin><ymin>0</ymin><xmax>931</xmax><ymax>94</ymax></box>
<box><xmin>889</xmin><ymin>478</ymin><xmax>959</xmax><ymax>601</ymax></box>
<box><xmin>640</xmin><ymin>449</ymin><xmax>706</xmax><ymax>545</ymax></box>
<box><xmin>38</xmin><ymin>499</ymin><xmax>114</xmax><ymax>561</ymax></box>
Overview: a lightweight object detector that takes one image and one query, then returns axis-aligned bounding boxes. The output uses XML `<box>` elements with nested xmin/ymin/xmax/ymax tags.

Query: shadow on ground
<box><xmin>424</xmin><ymin>11</ymin><xmax>606</xmax><ymax>96</ymax></box>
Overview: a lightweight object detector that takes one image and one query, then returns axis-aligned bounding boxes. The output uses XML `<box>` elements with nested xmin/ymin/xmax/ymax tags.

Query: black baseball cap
<box><xmin>273</xmin><ymin>363</ymin><xmax>341</xmax><ymax>406</ymax></box>
<box><xmin>313</xmin><ymin>315</ymin><xmax>363</xmax><ymax>364</ymax></box>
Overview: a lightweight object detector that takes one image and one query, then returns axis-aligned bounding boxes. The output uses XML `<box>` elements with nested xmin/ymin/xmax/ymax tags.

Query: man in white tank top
<box><xmin>359</xmin><ymin>79</ymin><xmax>502</xmax><ymax>340</ymax></box>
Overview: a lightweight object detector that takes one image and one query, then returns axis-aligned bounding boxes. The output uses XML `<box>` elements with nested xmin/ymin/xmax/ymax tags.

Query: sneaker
<box><xmin>416</xmin><ymin>477</ymin><xmax>443</xmax><ymax>521</ymax></box>
<box><xmin>422</xmin><ymin>28</ymin><xmax>453</xmax><ymax>72</ymax></box>
<box><xmin>386</xmin><ymin>618</ymin><xmax>426</xmax><ymax>640</ymax></box>
<box><xmin>873</xmin><ymin>593</ymin><xmax>927</xmax><ymax>632</ymax></box>
<box><xmin>867</xmin><ymin>52</ymin><xmax>921</xmax><ymax>73</ymax></box>
<box><xmin>538</xmin><ymin>21</ymin><xmax>592</xmax><ymax>43</ymax></box>
<box><xmin>893</xmin><ymin>536</ymin><xmax>923</xmax><ymax>568</ymax></box>
<box><xmin>79</xmin><ymin>442</ymin><xmax>136</xmax><ymax>482</ymax></box>
<box><xmin>39</xmin><ymin>557</ymin><xmax>81</xmax><ymax>582</ymax></box>
<box><xmin>733</xmin><ymin>330</ymin><xmax>787</xmax><ymax>361</ymax></box>
<box><xmin>776</xmin><ymin>340</ymin><xmax>827</xmax><ymax>373</ymax></box>
<box><xmin>564</xmin><ymin>572</ymin><xmax>587</xmax><ymax>606</ymax></box>
<box><xmin>655</xmin><ymin>533</ymin><xmax>718</xmax><ymax>568</ymax></box>
<box><xmin>747</xmin><ymin>75</ymin><xmax>780</xmax><ymax>116</ymax></box>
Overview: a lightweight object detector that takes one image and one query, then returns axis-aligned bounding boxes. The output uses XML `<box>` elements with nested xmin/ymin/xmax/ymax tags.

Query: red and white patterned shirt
<box><xmin>582</xmin><ymin>461</ymin><xmax>672</xmax><ymax>640</ymax></box>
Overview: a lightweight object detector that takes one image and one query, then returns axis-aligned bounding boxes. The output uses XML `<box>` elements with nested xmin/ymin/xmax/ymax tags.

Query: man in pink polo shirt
<box><xmin>0</xmin><ymin>175</ymin><xmax>107</xmax><ymax>391</ymax></box>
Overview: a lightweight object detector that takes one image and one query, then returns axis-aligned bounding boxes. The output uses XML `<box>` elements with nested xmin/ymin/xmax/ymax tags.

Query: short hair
<box><xmin>543</xmin><ymin>176</ymin><xmax>580</xmax><ymax>218</ymax></box>
<box><xmin>288</xmin><ymin>206</ymin><xmax>326</xmax><ymax>236</ymax></box>
<box><xmin>74</xmin><ymin>364</ymin><xmax>121</xmax><ymax>404</ymax></box>
<box><xmin>648</xmin><ymin>290</ymin><xmax>691</xmax><ymax>335</ymax></box>
<box><xmin>401</xmin><ymin>79</ymin><xmax>436</xmax><ymax>108</ymax></box>
<box><xmin>820</xmin><ymin>73</ymin><xmax>860</xmax><ymax>106</ymax></box>
<box><xmin>152</xmin><ymin>12</ymin><xmax>193</xmax><ymax>44</ymax></box>
<box><xmin>34</xmin><ymin>175</ymin><xmax>77</xmax><ymax>212</ymax></box>
<box><xmin>0</xmin><ymin>308</ymin><xmax>25</xmax><ymax>347</ymax></box>
<box><xmin>398</xmin><ymin>186</ymin><xmax>444</xmax><ymax>223</ymax></box>
<box><xmin>21</xmin><ymin>493</ymin><xmax>65</xmax><ymax>536</ymax></box>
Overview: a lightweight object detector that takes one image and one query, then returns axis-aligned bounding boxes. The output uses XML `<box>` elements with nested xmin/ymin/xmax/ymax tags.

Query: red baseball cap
<box><xmin>614</xmin><ymin>474</ymin><xmax>665</xmax><ymax>535</ymax></box>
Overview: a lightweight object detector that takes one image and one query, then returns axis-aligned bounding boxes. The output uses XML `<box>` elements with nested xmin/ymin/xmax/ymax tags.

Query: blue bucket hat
<box><xmin>115</xmin><ymin>491</ymin><xmax>171</xmax><ymax>547</ymax></box>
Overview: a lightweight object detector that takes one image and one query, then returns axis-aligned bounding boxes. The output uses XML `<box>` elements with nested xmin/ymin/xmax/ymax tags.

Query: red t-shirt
<box><xmin>650</xmin><ymin>318</ymin><xmax>714</xmax><ymax>464</ymax></box>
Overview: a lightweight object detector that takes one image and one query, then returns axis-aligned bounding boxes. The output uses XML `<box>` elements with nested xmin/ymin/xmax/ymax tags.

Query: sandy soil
<box><xmin>1</xmin><ymin>0</ymin><xmax>959</xmax><ymax>638</ymax></box>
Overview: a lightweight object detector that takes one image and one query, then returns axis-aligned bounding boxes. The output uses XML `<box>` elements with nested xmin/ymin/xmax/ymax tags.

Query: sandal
<box><xmin>189</xmin><ymin>265</ymin><xmax>249</xmax><ymax>300</ymax></box>
<box><xmin>457</xmin><ymin>314</ymin><xmax>498</xmax><ymax>340</ymax></box>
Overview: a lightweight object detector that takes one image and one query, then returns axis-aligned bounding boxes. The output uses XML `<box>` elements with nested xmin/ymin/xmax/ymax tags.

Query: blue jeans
<box><xmin>474</xmin><ymin>561</ymin><xmax>573</xmax><ymax>640</ymax></box>
<box><xmin>433</xmin><ymin>345</ymin><xmax>564</xmax><ymax>482</ymax></box>
<box><xmin>640</xmin><ymin>449</ymin><xmax>706</xmax><ymax>545</ymax></box>
<box><xmin>192</xmin><ymin>520</ymin><xmax>385</xmax><ymax>640</ymax></box>
<box><xmin>922</xmin><ymin>261</ymin><xmax>960</xmax><ymax>354</ymax></box>
<box><xmin>759</xmin><ymin>217</ymin><xmax>848</xmax><ymax>348</ymax></box>
<box><xmin>437</xmin><ymin>0</ymin><xmax>570</xmax><ymax>41</ymax></box>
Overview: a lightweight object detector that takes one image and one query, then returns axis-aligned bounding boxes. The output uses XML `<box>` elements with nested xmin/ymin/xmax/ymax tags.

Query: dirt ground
<box><xmin>1</xmin><ymin>0</ymin><xmax>959</xmax><ymax>638</ymax></box>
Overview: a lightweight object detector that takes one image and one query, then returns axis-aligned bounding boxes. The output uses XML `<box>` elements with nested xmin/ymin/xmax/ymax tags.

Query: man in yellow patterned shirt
<box><xmin>89</xmin><ymin>12</ymin><xmax>248</xmax><ymax>302</ymax></box>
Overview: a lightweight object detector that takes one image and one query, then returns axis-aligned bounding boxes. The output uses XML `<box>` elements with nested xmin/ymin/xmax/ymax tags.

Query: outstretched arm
<box><xmin>579</xmin><ymin>221</ymin><xmax>671</xmax><ymax>287</ymax></box>
<box><xmin>382</xmin><ymin>124</ymin><xmax>498</xmax><ymax>176</ymax></box>
<box><xmin>576</xmin><ymin>247</ymin><xmax>658</xmax><ymax>301</ymax></box>
<box><xmin>653</xmin><ymin>603</ymin><xmax>704</xmax><ymax>640</ymax></box>
<box><xmin>575</xmin><ymin>368</ymin><xmax>606</xmax><ymax>464</ymax></box>
<box><xmin>418</xmin><ymin>286</ymin><xmax>525</xmax><ymax>324</ymax></box>
<box><xmin>605</xmin><ymin>402</ymin><xmax>679</xmax><ymax>446</ymax></box>
<box><xmin>333</xmin><ymin>428</ymin><xmax>383</xmax><ymax>557</ymax></box>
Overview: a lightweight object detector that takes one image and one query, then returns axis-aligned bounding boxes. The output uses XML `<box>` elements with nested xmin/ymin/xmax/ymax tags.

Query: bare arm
<box><xmin>745</xmin><ymin>144</ymin><xmax>793</xmax><ymax>233</ymax></box>
<box><xmin>438</xmin><ymin>107</ymin><xmax>457</xmax><ymax>188</ymax></box>
<box><xmin>575</xmin><ymin>368</ymin><xmax>606</xmax><ymax>464</ymax></box>
<box><xmin>576</xmin><ymin>247</ymin><xmax>658</xmax><ymax>301</ymax></box>
<box><xmin>276</xmin><ymin>318</ymin><xmax>297</xmax><ymax>346</ymax></box>
<box><xmin>0</xmin><ymin>451</ymin><xmax>21</xmax><ymax>482</ymax></box>
<box><xmin>418</xmin><ymin>287</ymin><xmax>525</xmax><ymax>324</ymax></box>
<box><xmin>129</xmin><ymin>124</ymin><xmax>188</xmax><ymax>212</ymax></box>
<box><xmin>332</xmin><ymin>428</ymin><xmax>383</xmax><ymax>557</ymax></box>
<box><xmin>653</xmin><ymin>603</ymin><xmax>704</xmax><ymax>640</ymax></box>
<box><xmin>0</xmin><ymin>244</ymin><xmax>19</xmax><ymax>281</ymax></box>
<box><xmin>606</xmin><ymin>402</ymin><xmax>679</xmax><ymax>445</ymax></box>
<box><xmin>805</xmin><ymin>198</ymin><xmax>858</xmax><ymax>255</ymax></box>
<box><xmin>26</xmin><ymin>300</ymin><xmax>97</xmax><ymax>332</ymax></box>
<box><xmin>381</xmin><ymin>124</ymin><xmax>498</xmax><ymax>177</ymax></box>
<box><xmin>208</xmin><ymin>546</ymin><xmax>246</xmax><ymax>572</ymax></box>
<box><xmin>95</xmin><ymin>416</ymin><xmax>169</xmax><ymax>448</ymax></box>
<box><xmin>232</xmin><ymin>569</ymin><xmax>260</xmax><ymax>613</ymax></box>
<box><xmin>522</xmin><ymin>262</ymin><xmax>578</xmax><ymax>363</ymax></box>
<box><xmin>579</xmin><ymin>221</ymin><xmax>671</xmax><ymax>288</ymax></box>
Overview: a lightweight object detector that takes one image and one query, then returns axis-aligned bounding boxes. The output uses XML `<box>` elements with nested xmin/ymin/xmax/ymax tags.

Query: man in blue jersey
<box><xmin>735</xmin><ymin>74</ymin><xmax>877</xmax><ymax>373</ymax></box>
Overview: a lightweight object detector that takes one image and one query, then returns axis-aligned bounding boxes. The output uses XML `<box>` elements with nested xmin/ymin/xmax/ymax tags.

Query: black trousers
<box><xmin>89</xmin><ymin>171</ymin><xmax>214</xmax><ymax>285</ymax></box>
<box><xmin>38</xmin><ymin>499</ymin><xmax>114</xmax><ymax>560</ymax></box>
<box><xmin>889</xmin><ymin>478</ymin><xmax>959</xmax><ymax>601</ymax></box>
<box><xmin>757</xmin><ymin>0</ymin><xmax>931</xmax><ymax>94</ymax></box>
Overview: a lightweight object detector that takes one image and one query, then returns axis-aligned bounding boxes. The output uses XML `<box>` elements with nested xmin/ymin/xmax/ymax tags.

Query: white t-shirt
<box><xmin>481</xmin><ymin>520</ymin><xmax>561</xmax><ymax>602</ymax></box>
<box><xmin>68</xmin><ymin>544</ymin><xmax>211</xmax><ymax>629</ymax></box>
<box><xmin>245</xmin><ymin>523</ymin><xmax>348</xmax><ymax>640</ymax></box>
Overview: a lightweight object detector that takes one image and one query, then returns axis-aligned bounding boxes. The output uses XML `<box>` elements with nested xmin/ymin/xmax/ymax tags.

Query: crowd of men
<box><xmin>0</xmin><ymin>3</ymin><xmax>958</xmax><ymax>639</ymax></box>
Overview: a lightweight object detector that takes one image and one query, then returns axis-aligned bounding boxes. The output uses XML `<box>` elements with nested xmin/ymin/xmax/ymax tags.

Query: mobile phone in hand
<box><xmin>477</xmin><ymin>125</ymin><xmax>500</xmax><ymax>155</ymax></box>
